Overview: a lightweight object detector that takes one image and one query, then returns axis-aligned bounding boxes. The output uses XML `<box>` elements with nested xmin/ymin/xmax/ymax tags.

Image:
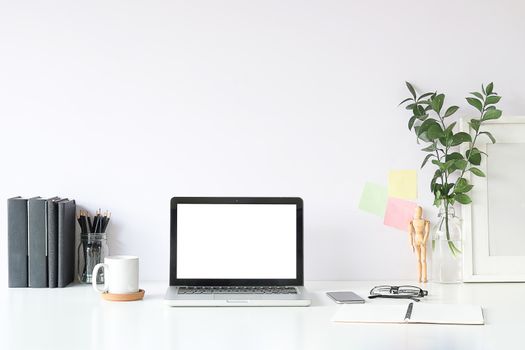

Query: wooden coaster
<box><xmin>101</xmin><ymin>289</ymin><xmax>145</xmax><ymax>302</ymax></box>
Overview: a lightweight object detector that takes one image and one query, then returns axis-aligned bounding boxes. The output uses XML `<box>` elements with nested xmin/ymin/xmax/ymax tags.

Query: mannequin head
<box><xmin>414</xmin><ymin>206</ymin><xmax>423</xmax><ymax>219</ymax></box>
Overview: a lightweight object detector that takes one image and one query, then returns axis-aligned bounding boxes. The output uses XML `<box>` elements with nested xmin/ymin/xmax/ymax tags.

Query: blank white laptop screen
<box><xmin>176</xmin><ymin>204</ymin><xmax>297</xmax><ymax>279</ymax></box>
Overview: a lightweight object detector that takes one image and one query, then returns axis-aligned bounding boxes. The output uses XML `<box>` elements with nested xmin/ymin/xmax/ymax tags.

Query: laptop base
<box><xmin>164</xmin><ymin>286</ymin><xmax>311</xmax><ymax>307</ymax></box>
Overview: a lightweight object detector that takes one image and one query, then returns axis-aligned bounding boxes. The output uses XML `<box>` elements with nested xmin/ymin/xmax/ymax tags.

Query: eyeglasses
<box><xmin>369</xmin><ymin>285</ymin><xmax>428</xmax><ymax>302</ymax></box>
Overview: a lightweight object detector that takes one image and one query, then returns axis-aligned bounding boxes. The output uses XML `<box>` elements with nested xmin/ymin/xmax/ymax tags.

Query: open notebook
<box><xmin>332</xmin><ymin>303</ymin><xmax>484</xmax><ymax>325</ymax></box>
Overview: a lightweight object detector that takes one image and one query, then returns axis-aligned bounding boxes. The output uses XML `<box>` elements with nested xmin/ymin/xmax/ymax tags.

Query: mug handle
<box><xmin>92</xmin><ymin>263</ymin><xmax>109</xmax><ymax>293</ymax></box>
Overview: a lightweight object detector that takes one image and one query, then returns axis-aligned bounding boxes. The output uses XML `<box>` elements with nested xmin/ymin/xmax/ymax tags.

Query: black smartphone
<box><xmin>326</xmin><ymin>291</ymin><xmax>365</xmax><ymax>304</ymax></box>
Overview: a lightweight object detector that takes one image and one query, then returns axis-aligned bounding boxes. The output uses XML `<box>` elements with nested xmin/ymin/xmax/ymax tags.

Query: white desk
<box><xmin>1</xmin><ymin>281</ymin><xmax>524</xmax><ymax>350</ymax></box>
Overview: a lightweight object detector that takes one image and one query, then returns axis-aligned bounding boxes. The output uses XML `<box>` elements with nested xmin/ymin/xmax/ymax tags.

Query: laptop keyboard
<box><xmin>178</xmin><ymin>286</ymin><xmax>298</xmax><ymax>294</ymax></box>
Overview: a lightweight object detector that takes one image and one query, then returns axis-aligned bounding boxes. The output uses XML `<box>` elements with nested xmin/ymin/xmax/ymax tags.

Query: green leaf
<box><xmin>466</xmin><ymin>97</ymin><xmax>483</xmax><ymax>112</ymax></box>
<box><xmin>446</xmin><ymin>152</ymin><xmax>464</xmax><ymax>161</ymax></box>
<box><xmin>469</xmin><ymin>167</ymin><xmax>486</xmax><ymax>177</ymax></box>
<box><xmin>440</xmin><ymin>122</ymin><xmax>455</xmax><ymax>147</ymax></box>
<box><xmin>482</xmin><ymin>109</ymin><xmax>502</xmax><ymax>121</ymax></box>
<box><xmin>457</xmin><ymin>185</ymin><xmax>472</xmax><ymax>194</ymax></box>
<box><xmin>413</xmin><ymin>104</ymin><xmax>423</xmax><ymax>116</ymax></box>
<box><xmin>470</xmin><ymin>92</ymin><xmax>484</xmax><ymax>100</ymax></box>
<box><xmin>451</xmin><ymin>132</ymin><xmax>472</xmax><ymax>146</ymax></box>
<box><xmin>456</xmin><ymin>178</ymin><xmax>468</xmax><ymax>187</ymax></box>
<box><xmin>486</xmin><ymin>82</ymin><xmax>494</xmax><ymax>95</ymax></box>
<box><xmin>416</xmin><ymin>106</ymin><xmax>426</xmax><ymax>117</ymax></box>
<box><xmin>414</xmin><ymin>126</ymin><xmax>421</xmax><ymax>143</ymax></box>
<box><xmin>455</xmin><ymin>178</ymin><xmax>473</xmax><ymax>193</ymax></box>
<box><xmin>443</xmin><ymin>183</ymin><xmax>454</xmax><ymax>195</ymax></box>
<box><xmin>469</xmin><ymin>119</ymin><xmax>480</xmax><ymax>132</ymax></box>
<box><xmin>418</xmin><ymin>131</ymin><xmax>432</xmax><ymax>142</ymax></box>
<box><xmin>485</xmin><ymin>95</ymin><xmax>501</xmax><ymax>105</ymax></box>
<box><xmin>431</xmin><ymin>94</ymin><xmax>445</xmax><ymax>114</ymax></box>
<box><xmin>480</xmin><ymin>131</ymin><xmax>496</xmax><ymax>143</ymax></box>
<box><xmin>445</xmin><ymin>121</ymin><xmax>457</xmax><ymax>134</ymax></box>
<box><xmin>417</xmin><ymin>92</ymin><xmax>434</xmax><ymax>101</ymax></box>
<box><xmin>444</xmin><ymin>106</ymin><xmax>459</xmax><ymax>118</ymax></box>
<box><xmin>432</xmin><ymin>159</ymin><xmax>446</xmax><ymax>171</ymax></box>
<box><xmin>421</xmin><ymin>144</ymin><xmax>436</xmax><ymax>152</ymax></box>
<box><xmin>417</xmin><ymin>119</ymin><xmax>439</xmax><ymax>137</ymax></box>
<box><xmin>457</xmin><ymin>184</ymin><xmax>473</xmax><ymax>194</ymax></box>
<box><xmin>408</xmin><ymin>116</ymin><xmax>417</xmax><ymax>130</ymax></box>
<box><xmin>443</xmin><ymin>159</ymin><xmax>456</xmax><ymax>171</ymax></box>
<box><xmin>466</xmin><ymin>148</ymin><xmax>482</xmax><ymax>165</ymax></box>
<box><xmin>454</xmin><ymin>159</ymin><xmax>468</xmax><ymax>170</ymax></box>
<box><xmin>482</xmin><ymin>84</ymin><xmax>486</xmax><ymax>95</ymax></box>
<box><xmin>455</xmin><ymin>193</ymin><xmax>472</xmax><ymax>204</ymax></box>
<box><xmin>399</xmin><ymin>97</ymin><xmax>413</xmax><ymax>106</ymax></box>
<box><xmin>427</xmin><ymin>124</ymin><xmax>444</xmax><ymax>140</ymax></box>
<box><xmin>406</xmin><ymin>82</ymin><xmax>416</xmax><ymax>99</ymax></box>
<box><xmin>421</xmin><ymin>154</ymin><xmax>434</xmax><ymax>168</ymax></box>
<box><xmin>456</xmin><ymin>185</ymin><xmax>474</xmax><ymax>193</ymax></box>
<box><xmin>447</xmin><ymin>163</ymin><xmax>459</xmax><ymax>173</ymax></box>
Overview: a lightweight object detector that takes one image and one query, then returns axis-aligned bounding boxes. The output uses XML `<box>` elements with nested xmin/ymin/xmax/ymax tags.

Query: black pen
<box><xmin>82</xmin><ymin>211</ymin><xmax>89</xmax><ymax>233</ymax></box>
<box><xmin>92</xmin><ymin>210</ymin><xmax>99</xmax><ymax>233</ymax></box>
<box><xmin>404</xmin><ymin>302</ymin><xmax>414</xmax><ymax>321</ymax></box>
<box><xmin>87</xmin><ymin>213</ymin><xmax>93</xmax><ymax>233</ymax></box>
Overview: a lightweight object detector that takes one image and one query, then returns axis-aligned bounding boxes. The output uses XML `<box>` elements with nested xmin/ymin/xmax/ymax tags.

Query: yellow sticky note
<box><xmin>388</xmin><ymin>170</ymin><xmax>417</xmax><ymax>200</ymax></box>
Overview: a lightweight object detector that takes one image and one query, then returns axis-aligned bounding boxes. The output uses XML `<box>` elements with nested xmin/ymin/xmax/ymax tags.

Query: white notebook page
<box><xmin>332</xmin><ymin>303</ymin><xmax>484</xmax><ymax>325</ymax></box>
<box><xmin>332</xmin><ymin>304</ymin><xmax>409</xmax><ymax>324</ymax></box>
<box><xmin>410</xmin><ymin>304</ymin><xmax>484</xmax><ymax>325</ymax></box>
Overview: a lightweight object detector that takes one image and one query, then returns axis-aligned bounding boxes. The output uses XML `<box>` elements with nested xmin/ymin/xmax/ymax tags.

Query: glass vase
<box><xmin>431</xmin><ymin>205</ymin><xmax>462</xmax><ymax>283</ymax></box>
<box><xmin>77</xmin><ymin>233</ymin><xmax>109</xmax><ymax>284</ymax></box>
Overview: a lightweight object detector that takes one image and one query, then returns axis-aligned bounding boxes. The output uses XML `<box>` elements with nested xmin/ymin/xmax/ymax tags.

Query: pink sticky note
<box><xmin>383</xmin><ymin>198</ymin><xmax>418</xmax><ymax>231</ymax></box>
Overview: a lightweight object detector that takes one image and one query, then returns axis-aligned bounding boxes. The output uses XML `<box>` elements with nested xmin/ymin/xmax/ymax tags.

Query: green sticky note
<box><xmin>358</xmin><ymin>182</ymin><xmax>388</xmax><ymax>217</ymax></box>
<box><xmin>388</xmin><ymin>170</ymin><xmax>417</xmax><ymax>200</ymax></box>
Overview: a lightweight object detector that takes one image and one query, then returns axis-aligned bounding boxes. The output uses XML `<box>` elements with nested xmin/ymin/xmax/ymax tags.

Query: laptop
<box><xmin>165</xmin><ymin>197</ymin><xmax>311</xmax><ymax>307</ymax></box>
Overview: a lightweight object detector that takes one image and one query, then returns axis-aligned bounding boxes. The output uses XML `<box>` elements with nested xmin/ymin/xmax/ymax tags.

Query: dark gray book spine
<box><xmin>28</xmin><ymin>198</ymin><xmax>48</xmax><ymax>288</ymax></box>
<box><xmin>47</xmin><ymin>200</ymin><xmax>60</xmax><ymax>288</ymax></box>
<box><xmin>7</xmin><ymin>197</ymin><xmax>28</xmax><ymax>288</ymax></box>
<box><xmin>58</xmin><ymin>200</ymin><xmax>76</xmax><ymax>287</ymax></box>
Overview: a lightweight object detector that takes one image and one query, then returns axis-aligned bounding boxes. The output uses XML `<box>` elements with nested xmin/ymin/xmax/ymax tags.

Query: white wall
<box><xmin>1</xmin><ymin>0</ymin><xmax>524</xmax><ymax>284</ymax></box>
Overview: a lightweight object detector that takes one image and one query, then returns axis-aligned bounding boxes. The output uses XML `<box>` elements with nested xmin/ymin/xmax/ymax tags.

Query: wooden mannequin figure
<box><xmin>408</xmin><ymin>206</ymin><xmax>430</xmax><ymax>283</ymax></box>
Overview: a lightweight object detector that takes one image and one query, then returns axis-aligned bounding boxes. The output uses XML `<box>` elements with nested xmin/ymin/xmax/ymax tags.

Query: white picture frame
<box><xmin>462</xmin><ymin>116</ymin><xmax>525</xmax><ymax>282</ymax></box>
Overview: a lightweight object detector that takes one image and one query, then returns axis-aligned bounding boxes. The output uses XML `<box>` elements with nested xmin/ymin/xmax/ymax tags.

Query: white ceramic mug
<box><xmin>92</xmin><ymin>255</ymin><xmax>139</xmax><ymax>294</ymax></box>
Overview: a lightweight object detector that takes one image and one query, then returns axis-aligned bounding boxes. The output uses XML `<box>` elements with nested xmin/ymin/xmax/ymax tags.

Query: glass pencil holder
<box><xmin>77</xmin><ymin>233</ymin><xmax>109</xmax><ymax>284</ymax></box>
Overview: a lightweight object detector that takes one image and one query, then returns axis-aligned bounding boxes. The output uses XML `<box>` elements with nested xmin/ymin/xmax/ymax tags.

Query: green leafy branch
<box><xmin>400</xmin><ymin>82</ymin><xmax>503</xmax><ymax>254</ymax></box>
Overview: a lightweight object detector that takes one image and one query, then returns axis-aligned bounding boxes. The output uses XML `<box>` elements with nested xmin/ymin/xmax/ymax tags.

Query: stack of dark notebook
<box><xmin>7</xmin><ymin>196</ymin><xmax>76</xmax><ymax>288</ymax></box>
